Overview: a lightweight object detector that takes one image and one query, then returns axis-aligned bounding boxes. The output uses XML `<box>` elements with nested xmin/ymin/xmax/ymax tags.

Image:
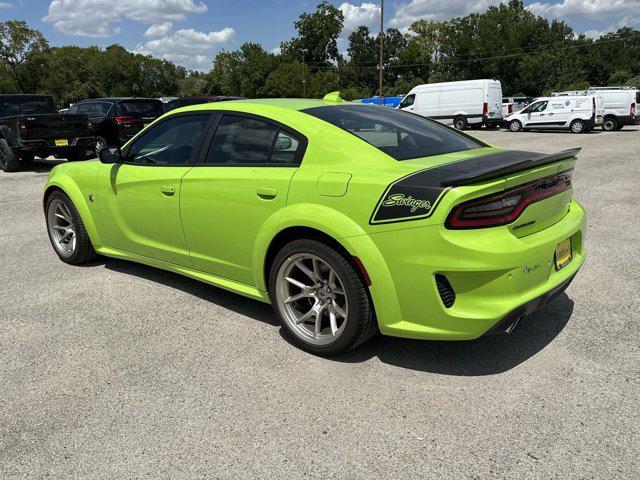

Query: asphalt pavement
<box><xmin>1</xmin><ymin>126</ymin><xmax>638</xmax><ymax>478</ymax></box>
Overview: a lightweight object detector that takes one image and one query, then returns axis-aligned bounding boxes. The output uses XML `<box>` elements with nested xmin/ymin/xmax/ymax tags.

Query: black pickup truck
<box><xmin>0</xmin><ymin>94</ymin><xmax>96</xmax><ymax>172</ymax></box>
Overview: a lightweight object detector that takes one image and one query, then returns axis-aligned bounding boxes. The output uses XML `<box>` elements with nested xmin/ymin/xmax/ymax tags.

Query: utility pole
<box><xmin>301</xmin><ymin>48</ymin><xmax>308</xmax><ymax>98</ymax></box>
<box><xmin>378</xmin><ymin>0</ymin><xmax>384</xmax><ymax>105</ymax></box>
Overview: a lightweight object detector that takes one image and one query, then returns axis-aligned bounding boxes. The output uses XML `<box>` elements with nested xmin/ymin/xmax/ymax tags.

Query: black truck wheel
<box><xmin>0</xmin><ymin>139</ymin><xmax>20</xmax><ymax>172</ymax></box>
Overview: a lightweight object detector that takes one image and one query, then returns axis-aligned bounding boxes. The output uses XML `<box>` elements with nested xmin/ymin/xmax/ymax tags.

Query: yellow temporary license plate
<box><xmin>555</xmin><ymin>238</ymin><xmax>572</xmax><ymax>271</ymax></box>
<box><xmin>55</xmin><ymin>139</ymin><xmax>69</xmax><ymax>147</ymax></box>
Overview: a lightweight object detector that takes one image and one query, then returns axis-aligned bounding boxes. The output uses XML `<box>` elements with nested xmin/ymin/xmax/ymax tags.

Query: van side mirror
<box><xmin>98</xmin><ymin>147</ymin><xmax>122</xmax><ymax>164</ymax></box>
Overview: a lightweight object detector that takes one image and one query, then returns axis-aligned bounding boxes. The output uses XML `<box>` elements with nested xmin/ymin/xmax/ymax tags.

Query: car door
<box><xmin>521</xmin><ymin>100</ymin><xmax>548</xmax><ymax>129</ymax></box>
<box><xmin>96</xmin><ymin>112</ymin><xmax>213</xmax><ymax>266</ymax></box>
<box><xmin>180</xmin><ymin>113</ymin><xmax>306</xmax><ymax>285</ymax></box>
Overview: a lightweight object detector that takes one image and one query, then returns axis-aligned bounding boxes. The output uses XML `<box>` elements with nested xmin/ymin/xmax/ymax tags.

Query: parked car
<box><xmin>43</xmin><ymin>92</ymin><xmax>585</xmax><ymax>356</ymax></box>
<box><xmin>163</xmin><ymin>95</ymin><xmax>245</xmax><ymax>113</ymax></box>
<box><xmin>67</xmin><ymin>98</ymin><xmax>165</xmax><ymax>152</ymax></box>
<box><xmin>503</xmin><ymin>96</ymin><xmax>534</xmax><ymax>112</ymax></box>
<box><xmin>0</xmin><ymin>94</ymin><xmax>95</xmax><ymax>172</ymax></box>
<box><xmin>399</xmin><ymin>79</ymin><xmax>503</xmax><ymax>129</ymax></box>
<box><xmin>553</xmin><ymin>87</ymin><xmax>638</xmax><ymax>131</ymax></box>
<box><xmin>505</xmin><ymin>95</ymin><xmax>604</xmax><ymax>133</ymax></box>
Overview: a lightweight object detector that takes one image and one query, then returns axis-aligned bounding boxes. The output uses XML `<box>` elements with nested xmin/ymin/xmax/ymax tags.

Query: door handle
<box><xmin>160</xmin><ymin>185</ymin><xmax>175</xmax><ymax>196</ymax></box>
<box><xmin>256</xmin><ymin>187</ymin><xmax>277</xmax><ymax>199</ymax></box>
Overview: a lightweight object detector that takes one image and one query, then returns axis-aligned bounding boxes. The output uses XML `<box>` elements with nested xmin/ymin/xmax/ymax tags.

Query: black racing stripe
<box><xmin>369</xmin><ymin>148</ymin><xmax>580</xmax><ymax>224</ymax></box>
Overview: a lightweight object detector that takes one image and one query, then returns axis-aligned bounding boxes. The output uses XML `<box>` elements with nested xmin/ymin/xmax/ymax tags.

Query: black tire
<box><xmin>570</xmin><ymin>119</ymin><xmax>586</xmax><ymax>134</ymax></box>
<box><xmin>508</xmin><ymin>120</ymin><xmax>522</xmax><ymax>132</ymax></box>
<box><xmin>485</xmin><ymin>123</ymin><xmax>499</xmax><ymax>129</ymax></box>
<box><xmin>268</xmin><ymin>239</ymin><xmax>376</xmax><ymax>356</ymax></box>
<box><xmin>45</xmin><ymin>190</ymin><xmax>98</xmax><ymax>265</ymax></box>
<box><xmin>453</xmin><ymin>116</ymin><xmax>468</xmax><ymax>130</ymax></box>
<box><xmin>94</xmin><ymin>137</ymin><xmax>107</xmax><ymax>155</ymax></box>
<box><xmin>0</xmin><ymin>139</ymin><xmax>20</xmax><ymax>172</ymax></box>
<box><xmin>615</xmin><ymin>124</ymin><xmax>624</xmax><ymax>131</ymax></box>
<box><xmin>602</xmin><ymin>117</ymin><xmax>618</xmax><ymax>132</ymax></box>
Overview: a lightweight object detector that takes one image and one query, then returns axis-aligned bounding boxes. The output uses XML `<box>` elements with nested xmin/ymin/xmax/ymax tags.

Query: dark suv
<box><xmin>0</xmin><ymin>94</ymin><xmax>95</xmax><ymax>172</ymax></box>
<box><xmin>164</xmin><ymin>96</ymin><xmax>245</xmax><ymax>113</ymax></box>
<box><xmin>67</xmin><ymin>98</ymin><xmax>165</xmax><ymax>152</ymax></box>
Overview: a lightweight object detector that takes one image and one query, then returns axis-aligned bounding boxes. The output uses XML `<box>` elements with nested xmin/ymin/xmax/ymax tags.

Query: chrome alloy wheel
<box><xmin>47</xmin><ymin>199</ymin><xmax>77</xmax><ymax>257</ymax></box>
<box><xmin>275</xmin><ymin>253</ymin><xmax>349</xmax><ymax>346</ymax></box>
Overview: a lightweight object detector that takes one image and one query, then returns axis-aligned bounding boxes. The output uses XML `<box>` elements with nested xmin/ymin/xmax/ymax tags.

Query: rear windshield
<box><xmin>0</xmin><ymin>95</ymin><xmax>57</xmax><ymax>116</ymax></box>
<box><xmin>118</xmin><ymin>100</ymin><xmax>164</xmax><ymax>118</ymax></box>
<box><xmin>302</xmin><ymin>104</ymin><xmax>485</xmax><ymax>160</ymax></box>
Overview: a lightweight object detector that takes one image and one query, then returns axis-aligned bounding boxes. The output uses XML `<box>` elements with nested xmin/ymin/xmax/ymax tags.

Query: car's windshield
<box><xmin>302</xmin><ymin>104</ymin><xmax>485</xmax><ymax>161</ymax></box>
<box><xmin>0</xmin><ymin>96</ymin><xmax>57</xmax><ymax>116</ymax></box>
<box><xmin>118</xmin><ymin>100</ymin><xmax>164</xmax><ymax>118</ymax></box>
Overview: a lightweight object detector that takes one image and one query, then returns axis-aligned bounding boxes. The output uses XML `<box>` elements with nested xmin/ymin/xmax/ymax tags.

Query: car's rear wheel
<box><xmin>269</xmin><ymin>239</ymin><xmax>375</xmax><ymax>356</ymax></box>
<box><xmin>453</xmin><ymin>116</ymin><xmax>468</xmax><ymax>130</ymax></box>
<box><xmin>570</xmin><ymin>119</ymin><xmax>586</xmax><ymax>134</ymax></box>
<box><xmin>46</xmin><ymin>191</ymin><xmax>97</xmax><ymax>265</ymax></box>
<box><xmin>0</xmin><ymin>139</ymin><xmax>20</xmax><ymax>172</ymax></box>
<box><xmin>602</xmin><ymin>117</ymin><xmax>618</xmax><ymax>132</ymax></box>
<box><xmin>21</xmin><ymin>152</ymin><xmax>35</xmax><ymax>164</ymax></box>
<box><xmin>509</xmin><ymin>120</ymin><xmax>522</xmax><ymax>132</ymax></box>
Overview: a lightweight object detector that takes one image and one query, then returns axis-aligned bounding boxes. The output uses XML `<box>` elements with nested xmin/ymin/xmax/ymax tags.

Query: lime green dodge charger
<box><xmin>43</xmin><ymin>93</ymin><xmax>586</xmax><ymax>356</ymax></box>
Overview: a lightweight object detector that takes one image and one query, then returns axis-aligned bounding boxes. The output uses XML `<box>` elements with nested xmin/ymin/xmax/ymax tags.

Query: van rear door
<box><xmin>487</xmin><ymin>84</ymin><xmax>502</xmax><ymax>119</ymax></box>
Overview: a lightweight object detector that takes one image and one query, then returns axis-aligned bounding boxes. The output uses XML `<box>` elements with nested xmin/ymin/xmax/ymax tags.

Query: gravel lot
<box><xmin>1</xmin><ymin>127</ymin><xmax>638</xmax><ymax>479</ymax></box>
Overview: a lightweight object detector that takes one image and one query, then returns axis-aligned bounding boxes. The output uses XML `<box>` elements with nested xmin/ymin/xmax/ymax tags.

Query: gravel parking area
<box><xmin>1</xmin><ymin>127</ymin><xmax>638</xmax><ymax>479</ymax></box>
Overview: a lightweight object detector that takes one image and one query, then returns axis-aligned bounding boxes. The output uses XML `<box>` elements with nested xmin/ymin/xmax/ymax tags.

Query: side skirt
<box><xmin>95</xmin><ymin>246</ymin><xmax>271</xmax><ymax>303</ymax></box>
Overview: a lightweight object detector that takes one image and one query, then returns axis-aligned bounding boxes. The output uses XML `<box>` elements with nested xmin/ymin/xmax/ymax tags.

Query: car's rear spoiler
<box><xmin>438</xmin><ymin>148</ymin><xmax>581</xmax><ymax>187</ymax></box>
<box><xmin>369</xmin><ymin>148</ymin><xmax>581</xmax><ymax>225</ymax></box>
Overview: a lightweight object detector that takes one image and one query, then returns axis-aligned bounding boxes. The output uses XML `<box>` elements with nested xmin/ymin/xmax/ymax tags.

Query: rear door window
<box><xmin>205</xmin><ymin>115</ymin><xmax>304</xmax><ymax>165</ymax></box>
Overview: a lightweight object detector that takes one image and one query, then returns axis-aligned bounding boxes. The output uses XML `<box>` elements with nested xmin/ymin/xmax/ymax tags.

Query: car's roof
<box><xmin>76</xmin><ymin>97</ymin><xmax>163</xmax><ymax>104</ymax></box>
<box><xmin>175</xmin><ymin>98</ymin><xmax>361</xmax><ymax>112</ymax></box>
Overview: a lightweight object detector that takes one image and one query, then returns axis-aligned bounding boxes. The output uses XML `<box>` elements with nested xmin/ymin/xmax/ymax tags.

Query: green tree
<box><xmin>0</xmin><ymin>20</ymin><xmax>49</xmax><ymax>92</ymax></box>
<box><xmin>280</xmin><ymin>1</ymin><xmax>344</xmax><ymax>67</ymax></box>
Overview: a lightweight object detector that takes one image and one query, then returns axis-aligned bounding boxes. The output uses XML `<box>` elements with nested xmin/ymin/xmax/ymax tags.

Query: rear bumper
<box><xmin>18</xmin><ymin>136</ymin><xmax>96</xmax><ymax>152</ymax></box>
<box><xmin>360</xmin><ymin>200</ymin><xmax>586</xmax><ymax>340</ymax></box>
<box><xmin>617</xmin><ymin>115</ymin><xmax>638</xmax><ymax>126</ymax></box>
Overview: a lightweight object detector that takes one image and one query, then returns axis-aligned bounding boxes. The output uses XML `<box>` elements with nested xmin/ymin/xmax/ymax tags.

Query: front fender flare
<box><xmin>44</xmin><ymin>174</ymin><xmax>103</xmax><ymax>248</ymax></box>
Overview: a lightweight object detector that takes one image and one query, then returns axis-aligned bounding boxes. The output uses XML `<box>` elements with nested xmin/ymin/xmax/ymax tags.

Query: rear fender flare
<box><xmin>252</xmin><ymin>203</ymin><xmax>403</xmax><ymax>326</ymax></box>
<box><xmin>44</xmin><ymin>175</ymin><xmax>103</xmax><ymax>248</ymax></box>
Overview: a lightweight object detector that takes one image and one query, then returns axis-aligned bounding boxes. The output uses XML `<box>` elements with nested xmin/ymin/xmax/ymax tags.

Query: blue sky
<box><xmin>1</xmin><ymin>1</ymin><xmax>638</xmax><ymax>70</ymax></box>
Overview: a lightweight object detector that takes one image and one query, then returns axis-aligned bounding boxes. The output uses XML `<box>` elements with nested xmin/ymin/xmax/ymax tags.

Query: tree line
<box><xmin>1</xmin><ymin>0</ymin><xmax>639</xmax><ymax>108</ymax></box>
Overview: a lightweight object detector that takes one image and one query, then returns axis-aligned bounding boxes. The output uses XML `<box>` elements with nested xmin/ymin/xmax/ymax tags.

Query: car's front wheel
<box><xmin>269</xmin><ymin>239</ymin><xmax>376</xmax><ymax>356</ymax></box>
<box><xmin>570</xmin><ymin>119</ymin><xmax>586</xmax><ymax>134</ymax></box>
<box><xmin>45</xmin><ymin>191</ymin><xmax>98</xmax><ymax>265</ymax></box>
<box><xmin>509</xmin><ymin>120</ymin><xmax>523</xmax><ymax>132</ymax></box>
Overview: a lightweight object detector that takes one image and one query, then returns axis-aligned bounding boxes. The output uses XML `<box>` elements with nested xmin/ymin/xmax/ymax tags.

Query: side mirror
<box><xmin>99</xmin><ymin>147</ymin><xmax>122</xmax><ymax>164</ymax></box>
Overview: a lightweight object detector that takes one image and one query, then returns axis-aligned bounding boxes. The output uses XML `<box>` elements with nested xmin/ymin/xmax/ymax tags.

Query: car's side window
<box><xmin>125</xmin><ymin>114</ymin><xmax>210</xmax><ymax>166</ymax></box>
<box><xmin>205</xmin><ymin>115</ymin><xmax>302</xmax><ymax>166</ymax></box>
<box><xmin>77</xmin><ymin>103</ymin><xmax>93</xmax><ymax>114</ymax></box>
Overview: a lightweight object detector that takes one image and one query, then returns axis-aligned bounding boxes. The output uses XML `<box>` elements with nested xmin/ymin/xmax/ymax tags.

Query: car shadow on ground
<box><xmin>100</xmin><ymin>257</ymin><xmax>573</xmax><ymax>376</ymax></box>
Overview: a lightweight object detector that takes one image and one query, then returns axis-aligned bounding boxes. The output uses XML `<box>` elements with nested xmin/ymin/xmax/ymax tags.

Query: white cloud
<box><xmin>145</xmin><ymin>22</ymin><xmax>173</xmax><ymax>37</ymax></box>
<box><xmin>43</xmin><ymin>0</ymin><xmax>207</xmax><ymax>37</ymax></box>
<box><xmin>339</xmin><ymin>2</ymin><xmax>380</xmax><ymax>36</ymax></box>
<box><xmin>135</xmin><ymin>27</ymin><xmax>236</xmax><ymax>70</ymax></box>
<box><xmin>389</xmin><ymin>0</ymin><xmax>501</xmax><ymax>31</ymax></box>
<box><xmin>528</xmin><ymin>0</ymin><xmax>640</xmax><ymax>21</ymax></box>
<box><xmin>0</xmin><ymin>2</ymin><xmax>14</xmax><ymax>8</ymax></box>
<box><xmin>270</xmin><ymin>46</ymin><xmax>282</xmax><ymax>55</ymax></box>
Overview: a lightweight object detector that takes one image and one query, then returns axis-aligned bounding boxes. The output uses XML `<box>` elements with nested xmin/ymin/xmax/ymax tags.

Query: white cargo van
<box><xmin>398</xmin><ymin>79</ymin><xmax>503</xmax><ymax>129</ymax></box>
<box><xmin>505</xmin><ymin>95</ymin><xmax>604</xmax><ymax>133</ymax></box>
<box><xmin>553</xmin><ymin>87</ymin><xmax>639</xmax><ymax>131</ymax></box>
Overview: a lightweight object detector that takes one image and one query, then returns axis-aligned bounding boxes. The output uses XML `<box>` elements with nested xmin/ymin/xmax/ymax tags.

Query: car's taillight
<box><xmin>114</xmin><ymin>116</ymin><xmax>135</xmax><ymax>125</ymax></box>
<box><xmin>631</xmin><ymin>102</ymin><xmax>636</xmax><ymax>117</ymax></box>
<box><xmin>18</xmin><ymin>120</ymin><xmax>28</xmax><ymax>135</ymax></box>
<box><xmin>592</xmin><ymin>98</ymin><xmax>596</xmax><ymax>118</ymax></box>
<box><xmin>446</xmin><ymin>170</ymin><xmax>573</xmax><ymax>229</ymax></box>
<box><xmin>483</xmin><ymin>102</ymin><xmax>488</xmax><ymax>115</ymax></box>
